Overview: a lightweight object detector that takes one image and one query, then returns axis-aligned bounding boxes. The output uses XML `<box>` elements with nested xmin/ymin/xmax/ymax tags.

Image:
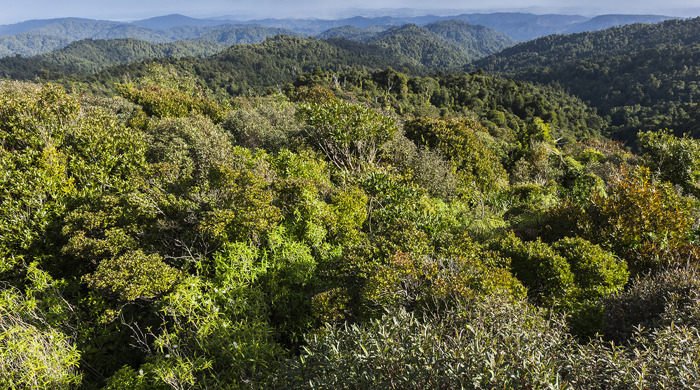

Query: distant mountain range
<box><xmin>0</xmin><ymin>20</ymin><xmax>513</xmax><ymax>81</ymax></box>
<box><xmin>0</xmin><ymin>12</ymin><xmax>676</xmax><ymax>58</ymax></box>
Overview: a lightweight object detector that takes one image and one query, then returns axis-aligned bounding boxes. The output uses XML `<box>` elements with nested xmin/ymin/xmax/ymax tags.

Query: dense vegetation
<box><xmin>0</xmin><ymin>33</ymin><xmax>71</xmax><ymax>57</ymax></box>
<box><xmin>317</xmin><ymin>20</ymin><xmax>516</xmax><ymax>65</ymax></box>
<box><xmin>473</xmin><ymin>17</ymin><xmax>700</xmax><ymax>139</ymax></box>
<box><xmin>2</xmin><ymin>13</ymin><xmax>700</xmax><ymax>390</ymax></box>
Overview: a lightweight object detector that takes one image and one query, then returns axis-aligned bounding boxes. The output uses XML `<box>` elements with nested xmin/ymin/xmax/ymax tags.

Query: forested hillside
<box><xmin>0</xmin><ymin>22</ymin><xmax>509</xmax><ymax>85</ymax></box>
<box><xmin>473</xmin><ymin>17</ymin><xmax>700</xmax><ymax>139</ymax></box>
<box><xmin>316</xmin><ymin>20</ymin><xmax>516</xmax><ymax>64</ymax></box>
<box><xmin>17</xmin><ymin>34</ymin><xmax>452</xmax><ymax>94</ymax></box>
<box><xmin>0</xmin><ymin>19</ymin><xmax>304</xmax><ymax>57</ymax></box>
<box><xmin>2</xmin><ymin>10</ymin><xmax>700</xmax><ymax>390</ymax></box>
<box><xmin>0</xmin><ymin>33</ymin><xmax>71</xmax><ymax>57</ymax></box>
<box><xmin>0</xmin><ymin>39</ymin><xmax>230</xmax><ymax>78</ymax></box>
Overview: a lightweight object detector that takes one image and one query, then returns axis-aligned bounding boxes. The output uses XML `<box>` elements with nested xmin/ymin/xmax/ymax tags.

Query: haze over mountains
<box><xmin>0</xmin><ymin>12</ymin><xmax>678</xmax><ymax>57</ymax></box>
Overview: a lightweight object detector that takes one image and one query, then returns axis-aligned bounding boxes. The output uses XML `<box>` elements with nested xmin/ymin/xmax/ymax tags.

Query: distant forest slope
<box><xmin>0</xmin><ymin>39</ymin><xmax>230</xmax><ymax>78</ymax></box>
<box><xmin>473</xmin><ymin>17</ymin><xmax>700</xmax><ymax>139</ymax></box>
<box><xmin>0</xmin><ymin>34</ymin><xmax>70</xmax><ymax>57</ymax></box>
<box><xmin>0</xmin><ymin>19</ymin><xmax>304</xmax><ymax>57</ymax></box>
<box><xmin>318</xmin><ymin>21</ymin><xmax>516</xmax><ymax>65</ymax></box>
<box><xmin>66</xmin><ymin>35</ymin><xmax>417</xmax><ymax>95</ymax></box>
<box><xmin>1</xmin><ymin>28</ymin><xmax>494</xmax><ymax>90</ymax></box>
<box><xmin>424</xmin><ymin>20</ymin><xmax>517</xmax><ymax>58</ymax></box>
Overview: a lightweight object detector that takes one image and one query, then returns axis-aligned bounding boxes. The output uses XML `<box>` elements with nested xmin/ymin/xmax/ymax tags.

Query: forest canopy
<box><xmin>2</xmin><ymin>14</ymin><xmax>700</xmax><ymax>390</ymax></box>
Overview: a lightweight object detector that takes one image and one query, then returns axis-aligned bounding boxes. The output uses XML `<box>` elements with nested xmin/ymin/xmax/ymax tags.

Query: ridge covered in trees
<box><xmin>0</xmin><ymin>20</ymin><xmax>513</xmax><ymax>83</ymax></box>
<box><xmin>473</xmin><ymin>17</ymin><xmax>700</xmax><ymax>139</ymax></box>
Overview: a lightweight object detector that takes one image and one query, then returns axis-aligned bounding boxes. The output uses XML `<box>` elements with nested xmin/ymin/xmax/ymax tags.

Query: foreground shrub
<box><xmin>546</xmin><ymin>166</ymin><xmax>699</xmax><ymax>275</ymax></box>
<box><xmin>604</xmin><ymin>264</ymin><xmax>700</xmax><ymax>343</ymax></box>
<box><xmin>277</xmin><ymin>295</ymin><xmax>572</xmax><ymax>389</ymax></box>
<box><xmin>551</xmin><ymin>237</ymin><xmax>629</xmax><ymax>337</ymax></box>
<box><xmin>566</xmin><ymin>324</ymin><xmax>700</xmax><ymax>389</ymax></box>
<box><xmin>0</xmin><ymin>287</ymin><xmax>81</xmax><ymax>389</ymax></box>
<box><xmin>277</xmin><ymin>291</ymin><xmax>700</xmax><ymax>389</ymax></box>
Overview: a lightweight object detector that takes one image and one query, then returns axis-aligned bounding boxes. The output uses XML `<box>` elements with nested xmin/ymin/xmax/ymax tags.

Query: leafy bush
<box><xmin>546</xmin><ymin>165</ymin><xmax>700</xmax><ymax>274</ymax></box>
<box><xmin>83</xmin><ymin>250</ymin><xmax>181</xmax><ymax>301</ymax></box>
<box><xmin>638</xmin><ymin>129</ymin><xmax>700</xmax><ymax>197</ymax></box>
<box><xmin>297</xmin><ymin>99</ymin><xmax>398</xmax><ymax>173</ymax></box>
<box><xmin>604</xmin><ymin>264</ymin><xmax>700</xmax><ymax>343</ymax></box>
<box><xmin>492</xmin><ymin>233</ymin><xmax>576</xmax><ymax>306</ymax></box>
<box><xmin>565</xmin><ymin>324</ymin><xmax>700</xmax><ymax>389</ymax></box>
<box><xmin>0</xmin><ymin>283</ymin><xmax>81</xmax><ymax>389</ymax></box>
<box><xmin>0</xmin><ymin>81</ymin><xmax>79</xmax><ymax>275</ymax></box>
<box><xmin>136</xmin><ymin>272</ymin><xmax>282</xmax><ymax>389</ymax></box>
<box><xmin>362</xmin><ymin>250</ymin><xmax>525</xmax><ymax>314</ymax></box>
<box><xmin>551</xmin><ymin>237</ymin><xmax>629</xmax><ymax>337</ymax></box>
<box><xmin>223</xmin><ymin>96</ymin><xmax>303</xmax><ymax>152</ymax></box>
<box><xmin>404</xmin><ymin>116</ymin><xmax>508</xmax><ymax>199</ymax></box>
<box><xmin>277</xmin><ymin>295</ymin><xmax>572</xmax><ymax>390</ymax></box>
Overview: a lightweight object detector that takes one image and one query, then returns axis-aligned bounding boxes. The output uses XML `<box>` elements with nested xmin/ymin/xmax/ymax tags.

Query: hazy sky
<box><xmin>2</xmin><ymin>0</ymin><xmax>700</xmax><ymax>24</ymax></box>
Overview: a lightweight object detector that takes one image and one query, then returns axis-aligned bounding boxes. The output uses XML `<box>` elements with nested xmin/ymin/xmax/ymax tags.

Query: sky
<box><xmin>2</xmin><ymin>0</ymin><xmax>700</xmax><ymax>25</ymax></box>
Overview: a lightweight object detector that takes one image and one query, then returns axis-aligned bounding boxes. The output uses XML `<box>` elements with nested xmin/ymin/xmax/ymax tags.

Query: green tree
<box><xmin>638</xmin><ymin>129</ymin><xmax>700</xmax><ymax>197</ymax></box>
<box><xmin>297</xmin><ymin>98</ymin><xmax>397</xmax><ymax>173</ymax></box>
<box><xmin>404</xmin><ymin>116</ymin><xmax>508</xmax><ymax>201</ymax></box>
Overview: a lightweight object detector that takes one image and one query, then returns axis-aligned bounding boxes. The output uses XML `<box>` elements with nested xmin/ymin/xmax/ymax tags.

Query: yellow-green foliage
<box><xmin>551</xmin><ymin>237</ymin><xmax>629</xmax><ymax>337</ymax></box>
<box><xmin>142</xmin><ymin>274</ymin><xmax>282</xmax><ymax>389</ymax></box>
<box><xmin>363</xmin><ymin>250</ymin><xmax>526</xmax><ymax>313</ymax></box>
<box><xmin>64</xmin><ymin>104</ymin><xmax>147</xmax><ymax>194</ymax></box>
<box><xmin>83</xmin><ymin>250</ymin><xmax>181</xmax><ymax>301</ymax></box>
<box><xmin>494</xmin><ymin>233</ymin><xmax>576</xmax><ymax>306</ymax></box>
<box><xmin>115</xmin><ymin>64</ymin><xmax>225</xmax><ymax>123</ymax></box>
<box><xmin>0</xmin><ymin>288</ymin><xmax>81</xmax><ymax>389</ymax></box>
<box><xmin>0</xmin><ymin>81</ymin><xmax>79</xmax><ymax>150</ymax></box>
<box><xmin>0</xmin><ymin>82</ymin><xmax>79</xmax><ymax>274</ymax></box>
<box><xmin>638</xmin><ymin>129</ymin><xmax>700</xmax><ymax>196</ymax></box>
<box><xmin>297</xmin><ymin>98</ymin><xmax>398</xmax><ymax>173</ymax></box>
<box><xmin>404</xmin><ymin>116</ymin><xmax>508</xmax><ymax>199</ymax></box>
<box><xmin>311</xmin><ymin>287</ymin><xmax>352</xmax><ymax>325</ymax></box>
<box><xmin>273</xmin><ymin>149</ymin><xmax>368</xmax><ymax>247</ymax></box>
<box><xmin>116</xmin><ymin>83</ymin><xmax>225</xmax><ymax>123</ymax></box>
<box><xmin>493</xmin><ymin>233</ymin><xmax>629</xmax><ymax>336</ymax></box>
<box><xmin>224</xmin><ymin>95</ymin><xmax>303</xmax><ymax>152</ymax></box>
<box><xmin>551</xmin><ymin>237</ymin><xmax>628</xmax><ymax>299</ymax></box>
<box><xmin>553</xmin><ymin>165</ymin><xmax>700</xmax><ymax>273</ymax></box>
<box><xmin>201</xmin><ymin>148</ymin><xmax>281</xmax><ymax>245</ymax></box>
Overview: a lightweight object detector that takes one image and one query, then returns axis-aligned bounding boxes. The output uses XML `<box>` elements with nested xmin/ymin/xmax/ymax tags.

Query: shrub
<box><xmin>404</xmin><ymin>116</ymin><xmax>508</xmax><ymax>199</ymax></box>
<box><xmin>492</xmin><ymin>233</ymin><xmax>576</xmax><ymax>306</ymax></box>
<box><xmin>297</xmin><ymin>99</ymin><xmax>397</xmax><ymax>173</ymax></box>
<box><xmin>547</xmin><ymin>165</ymin><xmax>700</xmax><ymax>274</ymax></box>
<box><xmin>223</xmin><ymin>96</ymin><xmax>303</xmax><ymax>152</ymax></box>
<box><xmin>277</xmin><ymin>295</ymin><xmax>572</xmax><ymax>390</ymax></box>
<box><xmin>551</xmin><ymin>237</ymin><xmax>629</xmax><ymax>337</ymax></box>
<box><xmin>604</xmin><ymin>264</ymin><xmax>700</xmax><ymax>343</ymax></box>
<box><xmin>638</xmin><ymin>129</ymin><xmax>700</xmax><ymax>197</ymax></box>
<box><xmin>0</xmin><ymin>287</ymin><xmax>81</xmax><ymax>389</ymax></box>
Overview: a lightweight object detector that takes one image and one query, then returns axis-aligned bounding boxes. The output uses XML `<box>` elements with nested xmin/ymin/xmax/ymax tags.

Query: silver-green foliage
<box><xmin>278</xmin><ymin>292</ymin><xmax>700</xmax><ymax>389</ymax></box>
<box><xmin>277</xmin><ymin>295</ymin><xmax>572</xmax><ymax>389</ymax></box>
